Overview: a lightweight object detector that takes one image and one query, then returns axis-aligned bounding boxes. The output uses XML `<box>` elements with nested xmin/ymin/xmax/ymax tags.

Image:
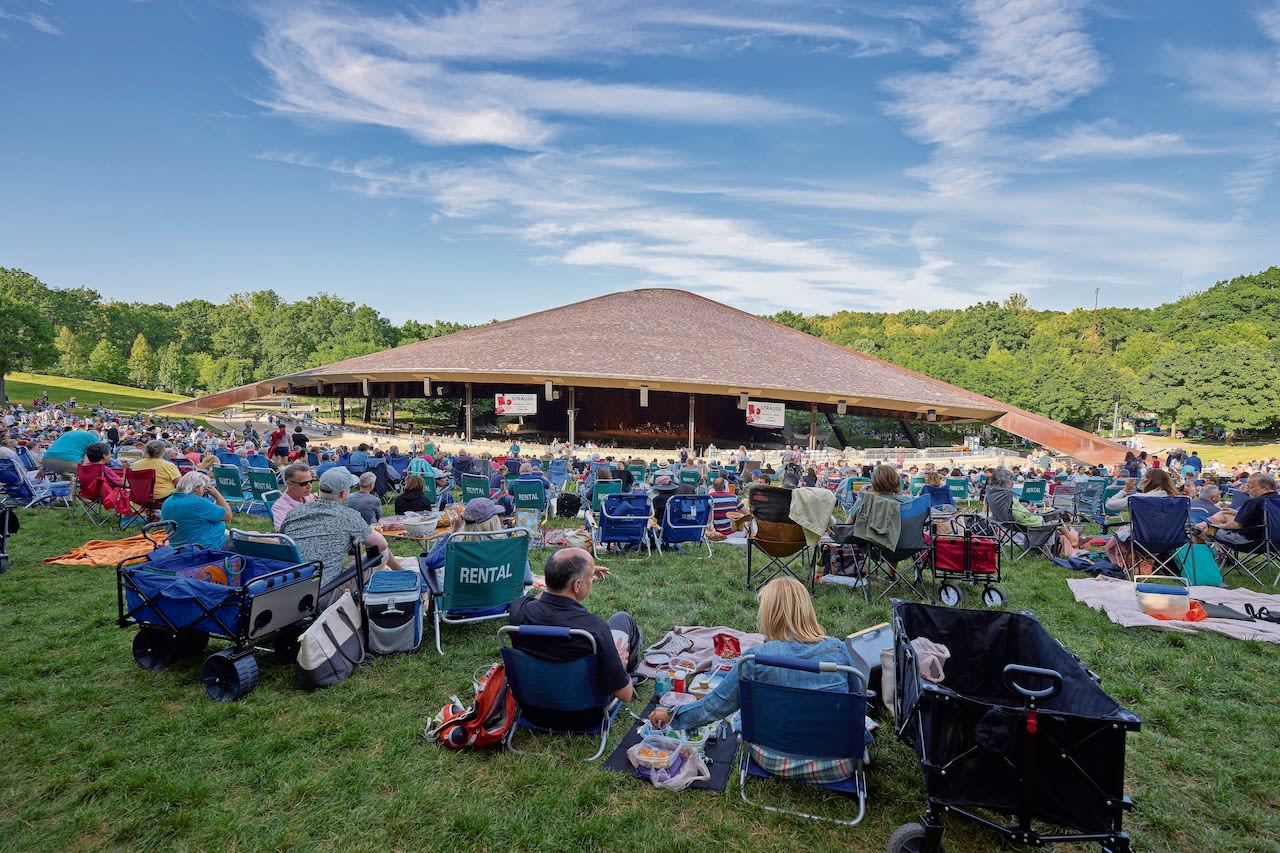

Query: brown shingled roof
<box><xmin>277</xmin><ymin>288</ymin><xmax>1006</xmax><ymax>420</ymax></box>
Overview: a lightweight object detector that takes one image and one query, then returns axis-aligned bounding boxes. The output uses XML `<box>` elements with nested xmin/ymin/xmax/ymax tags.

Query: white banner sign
<box><xmin>494</xmin><ymin>393</ymin><xmax>537</xmax><ymax>416</ymax></box>
<box><xmin>745</xmin><ymin>400</ymin><xmax>785</xmax><ymax>428</ymax></box>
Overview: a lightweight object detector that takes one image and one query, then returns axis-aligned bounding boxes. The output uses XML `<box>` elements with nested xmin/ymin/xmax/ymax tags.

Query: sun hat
<box><xmin>653</xmin><ymin>475</ymin><xmax>678</xmax><ymax>492</ymax></box>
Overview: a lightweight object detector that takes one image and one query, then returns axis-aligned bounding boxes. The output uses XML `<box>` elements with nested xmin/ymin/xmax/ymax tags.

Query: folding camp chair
<box><xmin>590</xmin><ymin>480</ymin><xmax>623</xmax><ymax>515</ymax></box>
<box><xmin>1018</xmin><ymin>480</ymin><xmax>1047</xmax><ymax>506</ymax></box>
<box><xmin>211</xmin><ymin>464</ymin><xmax>252</xmax><ymax>513</ymax></box>
<box><xmin>0</xmin><ymin>505</ymin><xmax>15</xmax><ymax>573</ymax></box>
<box><xmin>512</xmin><ymin>479</ymin><xmax>549</xmax><ymax>548</ymax></box>
<box><xmin>547</xmin><ymin>458</ymin><xmax>571</xmax><ymax>495</ymax></box>
<box><xmin>1073</xmin><ymin>479</ymin><xmax>1106</xmax><ymax>523</ymax></box>
<box><xmin>246</xmin><ymin>467</ymin><xmax>282</xmax><ymax>515</ymax></box>
<box><xmin>737</xmin><ymin>654</ymin><xmax>869</xmax><ymax>825</ymax></box>
<box><xmin>498</xmin><ymin>625</ymin><xmax>623</xmax><ymax>761</ymax></box>
<box><xmin>460</xmin><ymin>472</ymin><xmax>489</xmax><ymax>503</ymax></box>
<box><xmin>73</xmin><ymin>461</ymin><xmax>114</xmax><ymax>524</ymax></box>
<box><xmin>1215</xmin><ymin>498</ymin><xmax>1280</xmax><ymax>585</ymax></box>
<box><xmin>120</xmin><ymin>467</ymin><xmax>163</xmax><ymax>529</ymax></box>
<box><xmin>909</xmin><ymin>477</ymin><xmax>925</xmax><ymax>496</ymax></box>
<box><xmin>247</xmin><ymin>453</ymin><xmax>272</xmax><ymax>469</ymax></box>
<box><xmin>660</xmin><ymin>493</ymin><xmax>713</xmax><ymax>557</ymax></box>
<box><xmin>945</xmin><ymin>477</ymin><xmax>971</xmax><ymax>505</ymax></box>
<box><xmin>0</xmin><ymin>459</ymin><xmax>66</xmax><ymax>509</ymax></box>
<box><xmin>595</xmin><ymin>492</ymin><xmax>652</xmax><ymax>558</ymax></box>
<box><xmin>1123</xmin><ymin>496</ymin><xmax>1190</xmax><ymax>578</ymax></box>
<box><xmin>424</xmin><ymin>529</ymin><xmax>530</xmax><ymax>654</ymax></box>
<box><xmin>861</xmin><ymin>495</ymin><xmax>931</xmax><ymax>601</ymax></box>
<box><xmin>922</xmin><ymin>484</ymin><xmax>954</xmax><ymax>508</ymax></box>
<box><xmin>746</xmin><ymin>487</ymin><xmax>815</xmax><ymax>590</ymax></box>
<box><xmin>15</xmin><ymin>445</ymin><xmax>38</xmax><ymax>472</ymax></box>
<box><xmin>678</xmin><ymin>469</ymin><xmax>701</xmax><ymax>491</ymax></box>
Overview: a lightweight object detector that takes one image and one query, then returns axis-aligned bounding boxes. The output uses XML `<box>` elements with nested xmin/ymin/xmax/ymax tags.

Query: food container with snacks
<box><xmin>1134</xmin><ymin>575</ymin><xmax>1190</xmax><ymax>619</ymax></box>
<box><xmin>402</xmin><ymin>511</ymin><xmax>442</xmax><ymax>536</ymax></box>
<box><xmin>633</xmin><ymin>735</ymin><xmax>681</xmax><ymax>769</ymax></box>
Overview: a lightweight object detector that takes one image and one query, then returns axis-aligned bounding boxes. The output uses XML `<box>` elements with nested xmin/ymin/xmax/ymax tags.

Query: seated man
<box><xmin>281</xmin><ymin>466</ymin><xmax>404</xmax><ymax>604</ymax></box>
<box><xmin>507</xmin><ymin>547</ymin><xmax>641</xmax><ymax>728</ymax></box>
<box><xmin>707</xmin><ymin>477</ymin><xmax>742</xmax><ymax>535</ymax></box>
<box><xmin>345</xmin><ymin>471</ymin><xmax>382</xmax><ymax>525</ymax></box>
<box><xmin>160</xmin><ymin>471</ymin><xmax>232</xmax><ymax>550</ymax></box>
<box><xmin>1200</xmin><ymin>473</ymin><xmax>1279</xmax><ymax>547</ymax></box>
<box><xmin>272</xmin><ymin>461</ymin><xmax>316</xmax><ymax>531</ymax></box>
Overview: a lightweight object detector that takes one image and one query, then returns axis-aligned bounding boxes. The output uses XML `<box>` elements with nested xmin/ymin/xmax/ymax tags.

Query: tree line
<box><xmin>768</xmin><ymin>266</ymin><xmax>1280</xmax><ymax>436</ymax></box>
<box><xmin>3</xmin><ymin>265</ymin><xmax>1278</xmax><ymax>435</ymax></box>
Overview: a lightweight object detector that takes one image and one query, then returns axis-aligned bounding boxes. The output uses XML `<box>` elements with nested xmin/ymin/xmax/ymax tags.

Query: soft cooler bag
<box><xmin>364</xmin><ymin>570</ymin><xmax>423</xmax><ymax>654</ymax></box>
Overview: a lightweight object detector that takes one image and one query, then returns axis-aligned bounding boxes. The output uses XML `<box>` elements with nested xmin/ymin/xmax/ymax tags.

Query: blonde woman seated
<box><xmin>648</xmin><ymin>577</ymin><xmax>867</xmax><ymax>779</ymax></box>
<box><xmin>420</xmin><ymin>497</ymin><xmax>533</xmax><ymax>585</ymax></box>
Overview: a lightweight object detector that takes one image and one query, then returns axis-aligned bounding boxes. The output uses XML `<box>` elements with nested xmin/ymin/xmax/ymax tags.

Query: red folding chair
<box><xmin>121</xmin><ymin>467</ymin><xmax>164</xmax><ymax>529</ymax></box>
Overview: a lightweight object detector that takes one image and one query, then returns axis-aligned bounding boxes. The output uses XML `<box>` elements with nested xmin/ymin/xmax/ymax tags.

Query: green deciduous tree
<box><xmin>156</xmin><ymin>342</ymin><xmax>195</xmax><ymax>394</ymax></box>
<box><xmin>0</xmin><ymin>293</ymin><xmax>58</xmax><ymax>405</ymax></box>
<box><xmin>127</xmin><ymin>333</ymin><xmax>157</xmax><ymax>388</ymax></box>
<box><xmin>86</xmin><ymin>339</ymin><xmax>127</xmax><ymax>385</ymax></box>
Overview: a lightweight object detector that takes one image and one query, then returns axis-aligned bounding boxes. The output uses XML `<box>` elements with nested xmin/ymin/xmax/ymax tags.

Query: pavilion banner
<box><xmin>495</xmin><ymin>393</ymin><xmax>537</xmax><ymax>416</ymax></box>
<box><xmin>745</xmin><ymin>400</ymin><xmax>785</xmax><ymax>428</ymax></box>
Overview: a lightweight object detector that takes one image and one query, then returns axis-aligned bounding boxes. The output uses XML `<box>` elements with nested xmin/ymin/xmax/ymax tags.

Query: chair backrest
<box><xmin>498</xmin><ymin>625</ymin><xmax>610</xmax><ymax>715</ymax></box>
<box><xmin>737</xmin><ymin>654</ymin><xmax>865</xmax><ymax>762</ymax></box>
<box><xmin>1229</xmin><ymin>488</ymin><xmax>1249</xmax><ymax>509</ymax></box>
<box><xmin>1128</xmin><ymin>495</ymin><xmax>1190</xmax><ymax>553</ymax></box>
<box><xmin>15</xmin><ymin>446</ymin><xmax>37</xmax><ymax>470</ymax></box>
<box><xmin>215</xmin><ymin>450</ymin><xmax>240</xmax><ymax>468</ymax></box>
<box><xmin>909</xmin><ymin>476</ymin><xmax>925</xmax><ymax>495</ymax></box>
<box><xmin>1264</xmin><ymin>498</ymin><xmax>1280</xmax><ymax>545</ymax></box>
<box><xmin>512</xmin><ymin>478</ymin><xmax>547</xmax><ymax>511</ymax></box>
<box><xmin>124</xmin><ymin>466</ymin><xmax>157</xmax><ymax>504</ymax></box>
<box><xmin>591</xmin><ymin>480</ymin><xmax>623</xmax><ymax>514</ymax></box>
<box><xmin>748</xmin><ymin>486</ymin><xmax>793</xmax><ymax>522</ymax></box>
<box><xmin>601</xmin><ymin>492</ymin><xmax>652</xmax><ymax>526</ymax></box>
<box><xmin>0</xmin><ymin>459</ymin><xmax>32</xmax><ymax>500</ymax></box>
<box><xmin>228</xmin><ymin>528</ymin><xmax>304</xmax><ymax>563</ymax></box>
<box><xmin>678</xmin><ymin>469</ymin><xmax>701</xmax><ymax>488</ymax></box>
<box><xmin>174</xmin><ymin>458</ymin><xmax>195</xmax><ymax>474</ymax></box>
<box><xmin>1187</xmin><ymin>506</ymin><xmax>1212</xmax><ymax>525</ymax></box>
<box><xmin>441</xmin><ymin>529</ymin><xmax>530</xmax><ymax>612</ymax></box>
<box><xmin>461</xmin><ymin>473</ymin><xmax>490</xmax><ymax>503</ymax></box>
<box><xmin>212</xmin><ymin>465</ymin><xmax>247</xmax><ymax>500</ymax></box>
<box><xmin>626</xmin><ymin>465</ymin><xmax>646</xmax><ymax>483</ymax></box>
<box><xmin>75</xmin><ymin>462</ymin><xmax>109</xmax><ymax>501</ymax></box>
<box><xmin>1020</xmin><ymin>480</ymin><xmax>1047</xmax><ymax>503</ymax></box>
<box><xmin>247</xmin><ymin>467</ymin><xmax>281</xmax><ymax>500</ymax></box>
<box><xmin>307</xmin><ymin>451</ymin><xmax>320</xmax><ymax>467</ymax></box>
<box><xmin>505</xmin><ymin>458</ymin><xmax>522</xmax><ymax>475</ymax></box>
<box><xmin>895</xmin><ymin>495</ymin><xmax>931</xmax><ymax>552</ymax></box>
<box><xmin>662</xmin><ymin>494</ymin><xmax>712</xmax><ymax>541</ymax></box>
<box><xmin>547</xmin><ymin>458</ymin><xmax>570</xmax><ymax>486</ymax></box>
<box><xmin>922</xmin><ymin>484</ymin><xmax>954</xmax><ymax>508</ymax></box>
<box><xmin>945</xmin><ymin>478</ymin><xmax>969</xmax><ymax>501</ymax></box>
<box><xmin>247</xmin><ymin>454</ymin><xmax>272</xmax><ymax>469</ymax></box>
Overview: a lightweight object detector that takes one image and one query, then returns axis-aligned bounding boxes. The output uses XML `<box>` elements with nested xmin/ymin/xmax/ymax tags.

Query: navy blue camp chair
<box><xmin>595</xmin><ymin>492</ymin><xmax>652</xmax><ymax>558</ymax></box>
<box><xmin>863</xmin><ymin>494</ymin><xmax>931</xmax><ymax>601</ymax></box>
<box><xmin>1215</xmin><ymin>497</ymin><xmax>1280</xmax><ymax>585</ymax></box>
<box><xmin>922</xmin><ymin>484</ymin><xmax>954</xmax><ymax>508</ymax></box>
<box><xmin>660</xmin><ymin>493</ymin><xmax>713</xmax><ymax>556</ymax></box>
<box><xmin>498</xmin><ymin>625</ymin><xmax>622</xmax><ymax>761</ymax></box>
<box><xmin>1125</xmin><ymin>496</ymin><xmax>1190</xmax><ymax>578</ymax></box>
<box><xmin>1229</xmin><ymin>488</ymin><xmax>1249</xmax><ymax>509</ymax></box>
<box><xmin>737</xmin><ymin>654</ymin><xmax>869</xmax><ymax>825</ymax></box>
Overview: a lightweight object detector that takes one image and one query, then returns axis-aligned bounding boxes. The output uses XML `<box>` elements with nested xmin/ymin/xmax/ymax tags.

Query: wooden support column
<box><xmin>339</xmin><ymin>394</ymin><xmax>346</xmax><ymax>427</ymax></box>
<box><xmin>464</xmin><ymin>382</ymin><xmax>473</xmax><ymax>443</ymax></box>
<box><xmin>809</xmin><ymin>403</ymin><xmax>818</xmax><ymax>452</ymax></box>
<box><xmin>388</xmin><ymin>387</ymin><xmax>396</xmax><ymax>430</ymax></box>
<box><xmin>687</xmin><ymin>394</ymin><xmax>696</xmax><ymax>456</ymax></box>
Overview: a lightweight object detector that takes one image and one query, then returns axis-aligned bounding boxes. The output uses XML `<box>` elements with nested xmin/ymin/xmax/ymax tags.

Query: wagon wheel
<box><xmin>272</xmin><ymin>623</ymin><xmax>307</xmax><ymax>665</ymax></box>
<box><xmin>133</xmin><ymin>627</ymin><xmax>180</xmax><ymax>670</ymax></box>
<box><xmin>176</xmin><ymin>631</ymin><xmax>210</xmax><ymax>658</ymax></box>
<box><xmin>201</xmin><ymin>651</ymin><xmax>260</xmax><ymax>701</ymax></box>
<box><xmin>887</xmin><ymin>822</ymin><xmax>946</xmax><ymax>853</ymax></box>
<box><xmin>936</xmin><ymin>583</ymin><xmax>962</xmax><ymax>607</ymax></box>
<box><xmin>981</xmin><ymin>586</ymin><xmax>1007</xmax><ymax>608</ymax></box>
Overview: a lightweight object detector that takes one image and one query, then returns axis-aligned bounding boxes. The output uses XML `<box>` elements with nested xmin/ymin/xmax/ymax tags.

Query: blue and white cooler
<box><xmin>363</xmin><ymin>570</ymin><xmax>423</xmax><ymax>654</ymax></box>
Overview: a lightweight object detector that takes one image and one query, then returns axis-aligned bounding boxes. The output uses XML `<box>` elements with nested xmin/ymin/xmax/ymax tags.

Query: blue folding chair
<box><xmin>737</xmin><ymin>654</ymin><xmax>869</xmax><ymax>825</ymax></box>
<box><xmin>922</xmin><ymin>484</ymin><xmax>954</xmax><ymax>508</ymax></box>
<box><xmin>547</xmin><ymin>458</ymin><xmax>570</xmax><ymax>494</ymax></box>
<box><xmin>595</xmin><ymin>492</ymin><xmax>652</xmax><ymax>558</ymax></box>
<box><xmin>1125</xmin><ymin>496</ymin><xmax>1190</xmax><ymax>578</ymax></box>
<box><xmin>1215</xmin><ymin>497</ymin><xmax>1280</xmax><ymax>585</ymax></box>
<box><xmin>498</xmin><ymin>625</ymin><xmax>622</xmax><ymax>761</ymax></box>
<box><xmin>0</xmin><ymin>459</ymin><xmax>63</xmax><ymax>508</ymax></box>
<box><xmin>660</xmin><ymin>493</ymin><xmax>712</xmax><ymax>556</ymax></box>
<box><xmin>863</xmin><ymin>495</ymin><xmax>931</xmax><ymax>601</ymax></box>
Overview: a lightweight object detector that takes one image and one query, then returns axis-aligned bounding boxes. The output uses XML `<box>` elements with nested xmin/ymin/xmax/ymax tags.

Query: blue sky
<box><xmin>2</xmin><ymin>1</ymin><xmax>1278</xmax><ymax>324</ymax></box>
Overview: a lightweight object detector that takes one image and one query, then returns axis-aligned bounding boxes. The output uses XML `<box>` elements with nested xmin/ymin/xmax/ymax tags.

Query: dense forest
<box><xmin>3</xmin><ymin>265</ymin><xmax>1278</xmax><ymax>435</ymax></box>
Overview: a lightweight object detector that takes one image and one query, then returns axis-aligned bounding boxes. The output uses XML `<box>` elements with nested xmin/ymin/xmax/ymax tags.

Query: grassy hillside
<box><xmin>4</xmin><ymin>373</ymin><xmax>187</xmax><ymax>413</ymax></box>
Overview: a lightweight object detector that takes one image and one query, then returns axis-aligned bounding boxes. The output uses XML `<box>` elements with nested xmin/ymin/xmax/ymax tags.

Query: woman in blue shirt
<box><xmin>648</xmin><ymin>576</ymin><xmax>866</xmax><ymax>781</ymax></box>
<box><xmin>159</xmin><ymin>471</ymin><xmax>232</xmax><ymax>550</ymax></box>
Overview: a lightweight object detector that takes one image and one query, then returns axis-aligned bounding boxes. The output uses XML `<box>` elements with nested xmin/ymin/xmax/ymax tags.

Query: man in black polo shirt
<box><xmin>507</xmin><ymin>548</ymin><xmax>643</xmax><ymax>724</ymax></box>
<box><xmin>1202</xmin><ymin>473</ymin><xmax>1279</xmax><ymax>547</ymax></box>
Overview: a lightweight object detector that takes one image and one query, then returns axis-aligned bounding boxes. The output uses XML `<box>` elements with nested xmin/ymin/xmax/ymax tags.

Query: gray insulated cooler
<box><xmin>363</xmin><ymin>570</ymin><xmax>423</xmax><ymax>654</ymax></box>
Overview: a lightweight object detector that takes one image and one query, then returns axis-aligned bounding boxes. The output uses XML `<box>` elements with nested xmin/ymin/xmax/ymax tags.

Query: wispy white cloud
<box><xmin>0</xmin><ymin>8</ymin><xmax>62</xmax><ymax>35</ymax></box>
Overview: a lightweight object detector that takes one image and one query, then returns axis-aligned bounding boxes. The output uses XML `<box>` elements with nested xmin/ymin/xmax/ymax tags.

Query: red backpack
<box><xmin>424</xmin><ymin>662</ymin><xmax>518</xmax><ymax>749</ymax></box>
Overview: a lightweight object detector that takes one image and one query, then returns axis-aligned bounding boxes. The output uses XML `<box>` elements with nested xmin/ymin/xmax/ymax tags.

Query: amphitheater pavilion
<box><xmin>154</xmin><ymin>289</ymin><xmax>1127</xmax><ymax>465</ymax></box>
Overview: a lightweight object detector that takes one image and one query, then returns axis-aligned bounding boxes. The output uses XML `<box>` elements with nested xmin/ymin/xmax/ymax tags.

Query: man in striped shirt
<box><xmin>707</xmin><ymin>477</ymin><xmax>742</xmax><ymax>535</ymax></box>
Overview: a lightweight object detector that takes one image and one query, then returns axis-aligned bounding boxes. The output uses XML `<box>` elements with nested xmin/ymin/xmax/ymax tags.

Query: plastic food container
<box><xmin>1134</xmin><ymin>577</ymin><xmax>1190</xmax><ymax>619</ymax></box>
<box><xmin>634</xmin><ymin>735</ymin><xmax>680</xmax><ymax>768</ymax></box>
<box><xmin>402</xmin><ymin>512</ymin><xmax>442</xmax><ymax>536</ymax></box>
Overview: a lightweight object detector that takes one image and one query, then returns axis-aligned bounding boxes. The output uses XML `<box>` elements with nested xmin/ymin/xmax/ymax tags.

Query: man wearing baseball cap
<box><xmin>506</xmin><ymin>547</ymin><xmax>644</xmax><ymax>729</ymax></box>
<box><xmin>281</xmin><ymin>465</ymin><xmax>404</xmax><ymax>604</ymax></box>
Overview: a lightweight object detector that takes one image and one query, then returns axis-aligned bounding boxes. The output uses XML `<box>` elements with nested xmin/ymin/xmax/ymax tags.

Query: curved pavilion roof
<box><xmin>156</xmin><ymin>288</ymin><xmax>1127</xmax><ymax>463</ymax></box>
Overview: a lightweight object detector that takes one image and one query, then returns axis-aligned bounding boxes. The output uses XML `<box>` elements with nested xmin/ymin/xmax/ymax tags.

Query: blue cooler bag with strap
<box><xmin>364</xmin><ymin>570</ymin><xmax>424</xmax><ymax>654</ymax></box>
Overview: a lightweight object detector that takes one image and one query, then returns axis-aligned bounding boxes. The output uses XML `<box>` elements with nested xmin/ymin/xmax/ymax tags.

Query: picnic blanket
<box><xmin>602</xmin><ymin>698</ymin><xmax>740</xmax><ymax>792</ymax></box>
<box><xmin>1067</xmin><ymin>575</ymin><xmax>1280</xmax><ymax>642</ymax></box>
<box><xmin>637</xmin><ymin>625</ymin><xmax>764</xmax><ymax>678</ymax></box>
<box><xmin>44</xmin><ymin>531</ymin><xmax>169</xmax><ymax>566</ymax></box>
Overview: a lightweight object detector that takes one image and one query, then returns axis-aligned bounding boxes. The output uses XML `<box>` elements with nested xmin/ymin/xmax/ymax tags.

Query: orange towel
<box><xmin>44</xmin><ymin>531</ymin><xmax>170</xmax><ymax>566</ymax></box>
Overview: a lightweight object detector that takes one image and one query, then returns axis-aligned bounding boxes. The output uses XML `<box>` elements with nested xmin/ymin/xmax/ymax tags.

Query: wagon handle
<box><xmin>1003</xmin><ymin>664</ymin><xmax>1062</xmax><ymax>700</ymax></box>
<box><xmin>142</xmin><ymin>520</ymin><xmax>176</xmax><ymax>547</ymax></box>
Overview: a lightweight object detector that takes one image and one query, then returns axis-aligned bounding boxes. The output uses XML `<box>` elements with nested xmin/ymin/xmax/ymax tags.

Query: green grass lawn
<box><xmin>4</xmin><ymin>372</ymin><xmax>188</xmax><ymax>413</ymax></box>
<box><xmin>1</xmin><ymin>503</ymin><xmax>1278</xmax><ymax>852</ymax></box>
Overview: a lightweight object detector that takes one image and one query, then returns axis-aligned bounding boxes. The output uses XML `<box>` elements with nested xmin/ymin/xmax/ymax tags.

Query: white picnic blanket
<box><xmin>1067</xmin><ymin>575</ymin><xmax>1280</xmax><ymax>642</ymax></box>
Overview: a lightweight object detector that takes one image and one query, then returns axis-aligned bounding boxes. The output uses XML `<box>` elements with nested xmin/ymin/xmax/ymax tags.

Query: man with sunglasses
<box><xmin>272</xmin><ymin>460</ymin><xmax>316</xmax><ymax>531</ymax></box>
